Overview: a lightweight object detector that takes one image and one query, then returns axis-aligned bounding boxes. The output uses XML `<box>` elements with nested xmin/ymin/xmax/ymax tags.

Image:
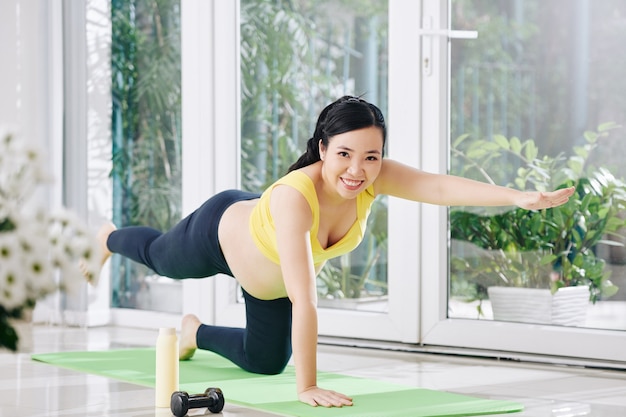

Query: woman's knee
<box><xmin>247</xmin><ymin>352</ymin><xmax>291</xmax><ymax>375</ymax></box>
<box><xmin>241</xmin><ymin>291</ymin><xmax>293</xmax><ymax>375</ymax></box>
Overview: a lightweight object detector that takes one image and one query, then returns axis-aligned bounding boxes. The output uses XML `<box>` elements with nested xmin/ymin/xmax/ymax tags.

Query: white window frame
<box><xmin>181</xmin><ymin>0</ymin><xmax>241</xmax><ymax>327</ymax></box>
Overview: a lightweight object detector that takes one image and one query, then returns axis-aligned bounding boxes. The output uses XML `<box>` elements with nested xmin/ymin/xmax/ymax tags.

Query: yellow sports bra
<box><xmin>249</xmin><ymin>170</ymin><xmax>376</xmax><ymax>265</ymax></box>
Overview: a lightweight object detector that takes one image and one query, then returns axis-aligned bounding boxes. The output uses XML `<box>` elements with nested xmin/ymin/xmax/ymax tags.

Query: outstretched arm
<box><xmin>270</xmin><ymin>185</ymin><xmax>353</xmax><ymax>408</ymax></box>
<box><xmin>374</xmin><ymin>159</ymin><xmax>575</xmax><ymax>208</ymax></box>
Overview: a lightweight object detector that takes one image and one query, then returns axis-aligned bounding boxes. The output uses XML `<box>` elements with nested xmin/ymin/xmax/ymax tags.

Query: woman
<box><xmin>96</xmin><ymin>96</ymin><xmax>575</xmax><ymax>408</ymax></box>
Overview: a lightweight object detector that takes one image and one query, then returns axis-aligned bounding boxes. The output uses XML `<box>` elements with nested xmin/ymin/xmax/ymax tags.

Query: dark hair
<box><xmin>288</xmin><ymin>96</ymin><xmax>387</xmax><ymax>172</ymax></box>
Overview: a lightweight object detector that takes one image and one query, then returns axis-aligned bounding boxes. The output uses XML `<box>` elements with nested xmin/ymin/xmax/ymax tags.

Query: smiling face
<box><xmin>319</xmin><ymin>126</ymin><xmax>384</xmax><ymax>200</ymax></box>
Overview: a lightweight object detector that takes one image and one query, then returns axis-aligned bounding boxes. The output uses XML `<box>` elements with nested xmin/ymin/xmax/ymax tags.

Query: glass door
<box><xmin>422</xmin><ymin>0</ymin><xmax>626</xmax><ymax>365</ymax></box>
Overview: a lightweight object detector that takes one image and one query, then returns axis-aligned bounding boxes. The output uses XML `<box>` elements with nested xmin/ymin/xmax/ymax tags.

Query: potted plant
<box><xmin>449</xmin><ymin>123</ymin><xmax>626</xmax><ymax>325</ymax></box>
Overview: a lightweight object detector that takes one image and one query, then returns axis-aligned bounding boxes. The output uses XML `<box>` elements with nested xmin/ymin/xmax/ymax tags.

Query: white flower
<box><xmin>0</xmin><ymin>129</ymin><xmax>99</xmax><ymax>320</ymax></box>
<box><xmin>0</xmin><ymin>231</ymin><xmax>22</xmax><ymax>274</ymax></box>
<box><xmin>24</xmin><ymin>252</ymin><xmax>54</xmax><ymax>298</ymax></box>
<box><xmin>0</xmin><ymin>133</ymin><xmax>52</xmax><ymax>210</ymax></box>
<box><xmin>47</xmin><ymin>210</ymin><xmax>101</xmax><ymax>285</ymax></box>
<box><xmin>0</xmin><ymin>232</ymin><xmax>28</xmax><ymax>310</ymax></box>
<box><xmin>0</xmin><ymin>264</ymin><xmax>25</xmax><ymax>310</ymax></box>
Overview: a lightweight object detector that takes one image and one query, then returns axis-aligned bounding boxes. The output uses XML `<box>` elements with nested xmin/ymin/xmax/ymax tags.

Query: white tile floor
<box><xmin>2</xmin><ymin>321</ymin><xmax>626</xmax><ymax>417</ymax></box>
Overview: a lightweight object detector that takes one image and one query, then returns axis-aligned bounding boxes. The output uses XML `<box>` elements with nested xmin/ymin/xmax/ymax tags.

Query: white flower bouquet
<box><xmin>0</xmin><ymin>129</ymin><xmax>100</xmax><ymax>351</ymax></box>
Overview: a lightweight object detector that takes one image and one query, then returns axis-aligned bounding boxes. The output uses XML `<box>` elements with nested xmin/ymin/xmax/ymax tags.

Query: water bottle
<box><xmin>155</xmin><ymin>327</ymin><xmax>179</xmax><ymax>407</ymax></box>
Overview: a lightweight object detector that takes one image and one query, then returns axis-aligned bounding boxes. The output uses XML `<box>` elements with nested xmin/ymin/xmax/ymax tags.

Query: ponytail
<box><xmin>287</xmin><ymin>137</ymin><xmax>320</xmax><ymax>172</ymax></box>
<box><xmin>288</xmin><ymin>96</ymin><xmax>387</xmax><ymax>173</ymax></box>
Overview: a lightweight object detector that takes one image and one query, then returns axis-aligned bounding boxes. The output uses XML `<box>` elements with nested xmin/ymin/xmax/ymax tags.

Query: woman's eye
<box><xmin>366</xmin><ymin>156</ymin><xmax>379</xmax><ymax>161</ymax></box>
<box><xmin>338</xmin><ymin>151</ymin><xmax>349</xmax><ymax>157</ymax></box>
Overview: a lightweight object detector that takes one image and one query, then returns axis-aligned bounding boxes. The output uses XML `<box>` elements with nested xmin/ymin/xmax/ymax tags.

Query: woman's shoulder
<box><xmin>266</xmin><ymin>167</ymin><xmax>319</xmax><ymax>209</ymax></box>
<box><xmin>273</xmin><ymin>165</ymin><xmax>322</xmax><ymax>190</ymax></box>
<box><xmin>374</xmin><ymin>159</ymin><xmax>412</xmax><ymax>190</ymax></box>
<box><xmin>273</xmin><ymin>168</ymin><xmax>316</xmax><ymax>190</ymax></box>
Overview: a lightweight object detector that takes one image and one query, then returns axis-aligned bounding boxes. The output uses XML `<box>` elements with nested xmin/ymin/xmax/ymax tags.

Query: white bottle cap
<box><xmin>159</xmin><ymin>327</ymin><xmax>176</xmax><ymax>336</ymax></box>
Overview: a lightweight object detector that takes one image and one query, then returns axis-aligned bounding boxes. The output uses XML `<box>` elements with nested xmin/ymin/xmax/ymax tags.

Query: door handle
<box><xmin>419</xmin><ymin>29</ymin><xmax>478</xmax><ymax>39</ymax></box>
<box><xmin>420</xmin><ymin>17</ymin><xmax>477</xmax><ymax>76</ymax></box>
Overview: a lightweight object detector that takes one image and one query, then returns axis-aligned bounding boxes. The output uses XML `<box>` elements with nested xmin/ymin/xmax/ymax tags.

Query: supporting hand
<box><xmin>298</xmin><ymin>386</ymin><xmax>353</xmax><ymax>407</ymax></box>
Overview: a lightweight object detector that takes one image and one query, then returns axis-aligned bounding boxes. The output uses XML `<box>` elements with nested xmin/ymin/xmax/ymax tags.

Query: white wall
<box><xmin>0</xmin><ymin>0</ymin><xmax>112</xmax><ymax>327</ymax></box>
<box><xmin>0</xmin><ymin>1</ymin><xmax>63</xmax><ymax>193</ymax></box>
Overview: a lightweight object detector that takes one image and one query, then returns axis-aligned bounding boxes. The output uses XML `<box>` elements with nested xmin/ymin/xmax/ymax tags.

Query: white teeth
<box><xmin>342</xmin><ymin>178</ymin><xmax>361</xmax><ymax>187</ymax></box>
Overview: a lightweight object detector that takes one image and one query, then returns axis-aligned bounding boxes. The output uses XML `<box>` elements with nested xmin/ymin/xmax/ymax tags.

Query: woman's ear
<box><xmin>318</xmin><ymin>139</ymin><xmax>326</xmax><ymax>161</ymax></box>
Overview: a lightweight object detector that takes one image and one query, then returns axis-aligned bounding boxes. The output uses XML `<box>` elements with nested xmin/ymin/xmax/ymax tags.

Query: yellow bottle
<box><xmin>155</xmin><ymin>327</ymin><xmax>179</xmax><ymax>407</ymax></box>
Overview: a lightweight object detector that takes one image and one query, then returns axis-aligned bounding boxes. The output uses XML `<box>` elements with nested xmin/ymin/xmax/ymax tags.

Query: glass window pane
<box><xmin>448</xmin><ymin>0</ymin><xmax>626</xmax><ymax>330</ymax></box>
<box><xmin>110</xmin><ymin>0</ymin><xmax>182</xmax><ymax>313</ymax></box>
<box><xmin>240</xmin><ymin>0</ymin><xmax>389</xmax><ymax>311</ymax></box>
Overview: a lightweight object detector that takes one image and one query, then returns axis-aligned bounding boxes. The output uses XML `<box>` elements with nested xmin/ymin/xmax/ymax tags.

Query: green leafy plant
<box><xmin>450</xmin><ymin>123</ymin><xmax>626</xmax><ymax>304</ymax></box>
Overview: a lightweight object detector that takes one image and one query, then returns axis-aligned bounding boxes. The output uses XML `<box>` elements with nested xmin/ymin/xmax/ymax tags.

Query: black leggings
<box><xmin>107</xmin><ymin>190</ymin><xmax>293</xmax><ymax>375</ymax></box>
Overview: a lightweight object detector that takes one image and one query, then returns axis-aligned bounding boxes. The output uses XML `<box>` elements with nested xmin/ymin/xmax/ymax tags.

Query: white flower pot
<box><xmin>487</xmin><ymin>286</ymin><xmax>590</xmax><ymax>326</ymax></box>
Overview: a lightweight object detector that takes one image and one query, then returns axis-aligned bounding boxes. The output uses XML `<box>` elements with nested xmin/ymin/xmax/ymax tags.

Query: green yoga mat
<box><xmin>32</xmin><ymin>348</ymin><xmax>523</xmax><ymax>417</ymax></box>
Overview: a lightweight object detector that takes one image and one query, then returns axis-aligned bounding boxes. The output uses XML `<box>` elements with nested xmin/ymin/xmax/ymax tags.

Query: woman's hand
<box><xmin>298</xmin><ymin>386</ymin><xmax>353</xmax><ymax>407</ymax></box>
<box><xmin>516</xmin><ymin>186</ymin><xmax>576</xmax><ymax>210</ymax></box>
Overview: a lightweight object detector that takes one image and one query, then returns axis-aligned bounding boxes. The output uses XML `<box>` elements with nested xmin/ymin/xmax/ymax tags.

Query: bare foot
<box><xmin>96</xmin><ymin>221</ymin><xmax>116</xmax><ymax>264</ymax></box>
<box><xmin>179</xmin><ymin>314</ymin><xmax>201</xmax><ymax>360</ymax></box>
<box><xmin>82</xmin><ymin>222</ymin><xmax>116</xmax><ymax>284</ymax></box>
